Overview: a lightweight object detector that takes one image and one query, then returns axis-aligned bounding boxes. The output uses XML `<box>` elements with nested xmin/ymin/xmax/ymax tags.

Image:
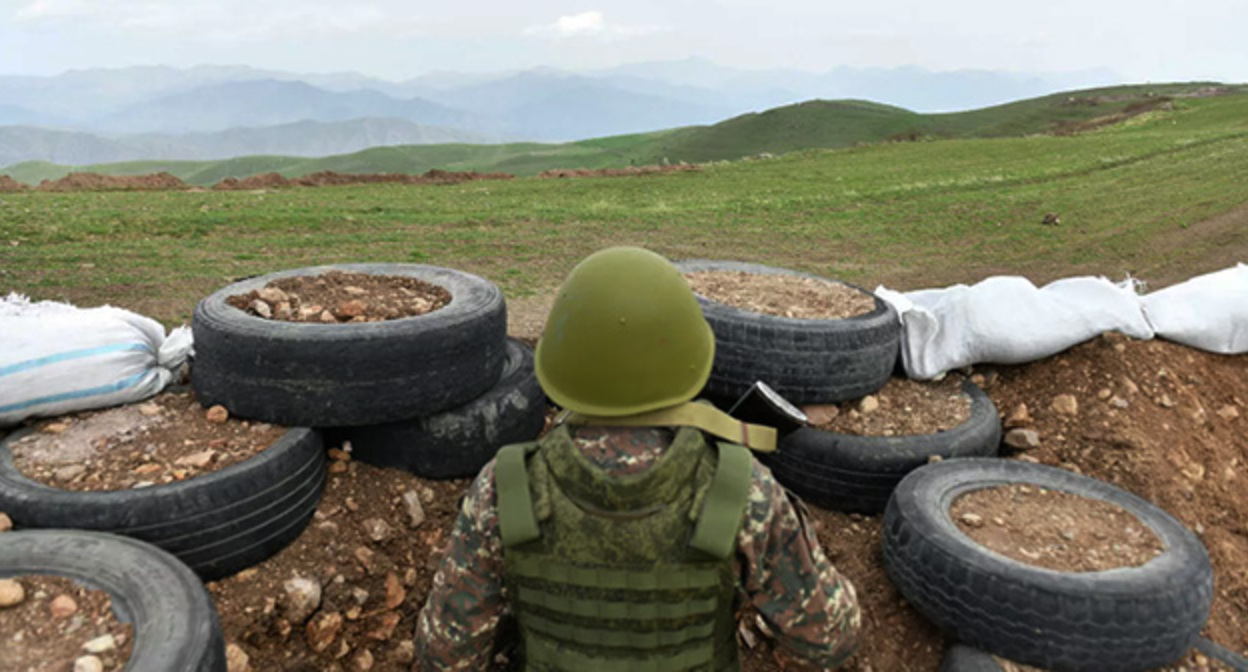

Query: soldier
<box><xmin>416</xmin><ymin>246</ymin><xmax>861</xmax><ymax>670</ymax></box>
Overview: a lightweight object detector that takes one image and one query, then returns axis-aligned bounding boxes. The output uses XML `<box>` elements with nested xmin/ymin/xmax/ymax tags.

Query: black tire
<box><xmin>674</xmin><ymin>260</ymin><xmax>900</xmax><ymax>404</ymax></box>
<box><xmin>941</xmin><ymin>645</ymin><xmax>1004</xmax><ymax>672</ymax></box>
<box><xmin>326</xmin><ymin>338</ymin><xmax>547</xmax><ymax>479</ymax></box>
<box><xmin>763</xmin><ymin>380</ymin><xmax>1000</xmax><ymax>513</ymax></box>
<box><xmin>0</xmin><ymin>530</ymin><xmax>225</xmax><ymax>672</ymax></box>
<box><xmin>883</xmin><ymin>458</ymin><xmax>1213</xmax><ymax>672</ymax></box>
<box><xmin>0</xmin><ymin>427</ymin><xmax>325</xmax><ymax>581</ymax></box>
<box><xmin>1197</xmin><ymin>638</ymin><xmax>1248</xmax><ymax>671</ymax></box>
<box><xmin>191</xmin><ymin>263</ymin><xmax>507</xmax><ymax>427</ymax></box>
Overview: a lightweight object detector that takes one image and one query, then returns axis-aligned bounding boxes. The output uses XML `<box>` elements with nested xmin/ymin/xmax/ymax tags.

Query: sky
<box><xmin>1</xmin><ymin>0</ymin><xmax>1245</xmax><ymax>82</ymax></box>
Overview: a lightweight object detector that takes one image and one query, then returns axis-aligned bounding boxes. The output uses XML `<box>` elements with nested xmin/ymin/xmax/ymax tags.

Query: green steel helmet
<box><xmin>535</xmin><ymin>246</ymin><xmax>715</xmax><ymax>417</ymax></box>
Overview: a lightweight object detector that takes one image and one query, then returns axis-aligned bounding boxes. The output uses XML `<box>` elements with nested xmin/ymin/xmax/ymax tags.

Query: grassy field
<box><xmin>2</xmin><ymin>92</ymin><xmax>1247</xmax><ymax>328</ymax></box>
<box><xmin>4</xmin><ymin>82</ymin><xmax>1241</xmax><ymax>185</ymax></box>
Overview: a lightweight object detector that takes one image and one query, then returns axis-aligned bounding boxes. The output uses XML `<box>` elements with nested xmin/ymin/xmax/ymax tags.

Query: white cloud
<box><xmin>527</xmin><ymin>10</ymin><xmax>665</xmax><ymax>40</ymax></box>
<box><xmin>12</xmin><ymin>0</ymin><xmax>420</xmax><ymax>40</ymax></box>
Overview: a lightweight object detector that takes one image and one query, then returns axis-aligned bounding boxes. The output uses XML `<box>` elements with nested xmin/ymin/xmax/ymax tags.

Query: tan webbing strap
<box><xmin>496</xmin><ymin>443</ymin><xmax>541</xmax><ymax>548</ymax></box>
<box><xmin>565</xmin><ymin>402</ymin><xmax>776</xmax><ymax>452</ymax></box>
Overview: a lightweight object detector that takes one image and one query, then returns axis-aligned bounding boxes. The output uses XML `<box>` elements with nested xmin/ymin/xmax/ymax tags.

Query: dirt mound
<box><xmin>740</xmin><ymin>333</ymin><xmax>1247</xmax><ymax>671</ymax></box>
<box><xmin>1052</xmin><ymin>97</ymin><xmax>1176</xmax><ymax>136</ymax></box>
<box><xmin>537</xmin><ymin>163</ymin><xmax>698</xmax><ymax>179</ymax></box>
<box><xmin>0</xmin><ymin>175</ymin><xmax>29</xmax><ymax>192</ymax></box>
<box><xmin>211</xmin><ymin>169</ymin><xmax>513</xmax><ymax>191</ymax></box>
<box><xmin>212</xmin><ymin>172</ymin><xmax>293</xmax><ymax>191</ymax></box>
<box><xmin>35</xmin><ymin>172</ymin><xmax>188</xmax><ymax>192</ymax></box>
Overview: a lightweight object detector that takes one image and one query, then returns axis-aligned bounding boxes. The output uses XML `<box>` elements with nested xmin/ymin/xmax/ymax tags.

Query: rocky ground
<box><xmin>1</xmin><ymin>328</ymin><xmax>1244</xmax><ymax>672</ymax></box>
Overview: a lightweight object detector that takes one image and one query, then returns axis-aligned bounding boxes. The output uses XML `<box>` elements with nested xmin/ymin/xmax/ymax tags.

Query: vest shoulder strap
<box><xmin>496</xmin><ymin>441</ymin><xmax>541</xmax><ymax>548</ymax></box>
<box><xmin>689</xmin><ymin>442</ymin><xmax>753</xmax><ymax>560</ymax></box>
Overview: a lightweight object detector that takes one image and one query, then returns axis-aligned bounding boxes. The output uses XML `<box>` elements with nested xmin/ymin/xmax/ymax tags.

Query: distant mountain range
<box><xmin>0</xmin><ymin>59</ymin><xmax>1123</xmax><ymax>167</ymax></box>
<box><xmin>11</xmin><ymin>82</ymin><xmax>1237</xmax><ymax>187</ymax></box>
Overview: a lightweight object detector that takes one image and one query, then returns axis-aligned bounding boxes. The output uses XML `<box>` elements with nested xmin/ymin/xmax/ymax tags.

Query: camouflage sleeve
<box><xmin>736</xmin><ymin>460</ymin><xmax>862</xmax><ymax>670</ymax></box>
<box><xmin>414</xmin><ymin>460</ymin><xmax>507</xmax><ymax>672</ymax></box>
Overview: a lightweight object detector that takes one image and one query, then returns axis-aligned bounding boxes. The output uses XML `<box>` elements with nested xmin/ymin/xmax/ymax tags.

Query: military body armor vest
<box><xmin>495</xmin><ymin>425</ymin><xmax>753</xmax><ymax>672</ymax></box>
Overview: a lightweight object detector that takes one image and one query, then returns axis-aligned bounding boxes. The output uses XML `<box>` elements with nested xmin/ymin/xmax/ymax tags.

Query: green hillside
<box><xmin>3</xmin><ymin>82</ymin><xmax>1243</xmax><ymax>186</ymax></box>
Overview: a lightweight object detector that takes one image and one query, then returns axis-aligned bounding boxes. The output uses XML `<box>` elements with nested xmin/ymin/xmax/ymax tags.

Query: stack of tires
<box><xmin>191</xmin><ymin>263</ymin><xmax>547</xmax><ymax>480</ymax></box>
<box><xmin>675</xmin><ymin>260</ymin><xmax>1001</xmax><ymax>513</ymax></box>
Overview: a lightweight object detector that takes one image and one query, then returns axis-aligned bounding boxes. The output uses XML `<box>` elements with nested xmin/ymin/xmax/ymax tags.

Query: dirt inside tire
<box><xmin>9</xmin><ymin>391</ymin><xmax>282</xmax><ymax>492</ymax></box>
<box><xmin>684</xmin><ymin>270</ymin><xmax>876</xmax><ymax>319</ymax></box>
<box><xmin>0</xmin><ymin>574</ymin><xmax>135</xmax><ymax>672</ymax></box>
<box><xmin>802</xmin><ymin>376</ymin><xmax>972</xmax><ymax>436</ymax></box>
<box><xmin>225</xmin><ymin>271</ymin><xmax>452</xmax><ymax>323</ymax></box>
<box><xmin>951</xmin><ymin>483</ymin><xmax>1167</xmax><ymax>572</ymax></box>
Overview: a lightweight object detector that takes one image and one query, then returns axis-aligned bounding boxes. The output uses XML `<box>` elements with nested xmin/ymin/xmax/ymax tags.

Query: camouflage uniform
<box><xmin>416</xmin><ymin>425</ymin><xmax>862</xmax><ymax>671</ymax></box>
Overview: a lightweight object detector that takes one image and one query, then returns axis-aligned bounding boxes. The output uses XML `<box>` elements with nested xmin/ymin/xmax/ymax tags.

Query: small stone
<box><xmin>0</xmin><ymin>512</ymin><xmax>12</xmax><ymax>532</ymax></box>
<box><xmin>390</xmin><ymin>640</ymin><xmax>415</xmax><ymax>663</ymax></box>
<box><xmin>1109</xmin><ymin>396</ymin><xmax>1130</xmax><ymax>409</ymax></box>
<box><xmin>73</xmin><ymin>656</ymin><xmax>104</xmax><ymax>672</ymax></box>
<box><xmin>926</xmin><ymin>454</ymin><xmax>943</xmax><ymax>463</ymax></box>
<box><xmin>367</xmin><ymin>611</ymin><xmax>402</xmax><ymax>641</ymax></box>
<box><xmin>351</xmin><ymin>649</ymin><xmax>375</xmax><ymax>671</ymax></box>
<box><xmin>226</xmin><ymin>643</ymin><xmax>251</xmax><ymax>672</ymax></box>
<box><xmin>1003</xmin><ymin>428</ymin><xmax>1041</xmax><ymax>450</ymax></box>
<box><xmin>235</xmin><ymin>568</ymin><xmax>258</xmax><ymax>582</ymax></box>
<box><xmin>1004</xmin><ymin>403</ymin><xmax>1031</xmax><ymax>428</ymax></box>
<box><xmin>320</xmin><ymin>310</ymin><xmax>337</xmax><ymax>323</ymax></box>
<box><xmin>1158</xmin><ymin>394</ymin><xmax>1176</xmax><ymax>408</ymax></box>
<box><xmin>297</xmin><ymin>305</ymin><xmax>319</xmax><ymax>319</ymax></box>
<box><xmin>1181</xmin><ymin>462</ymin><xmax>1206</xmax><ymax>482</ymax></box>
<box><xmin>328</xmin><ymin>461</ymin><xmax>348</xmax><ymax>474</ymax></box>
<box><xmin>354</xmin><ymin>546</ymin><xmax>376</xmax><ymax>571</ymax></box>
<box><xmin>351</xmin><ymin>587</ymin><xmax>370</xmax><ymax>605</ymax></box>
<box><xmin>345</xmin><ymin>497</ymin><xmax>360</xmax><ymax>512</ymax></box>
<box><xmin>343</xmin><ymin>285</ymin><xmax>368</xmax><ymax>296</ymax></box>
<box><xmin>959</xmin><ymin>512</ymin><xmax>985</xmax><ymax>528</ymax></box>
<box><xmin>336</xmin><ymin>300</ymin><xmax>368</xmax><ymax>318</ymax></box>
<box><xmin>970</xmin><ymin>373</ymin><xmax>985</xmax><ymax>387</ymax></box>
<box><xmin>134</xmin><ymin>463</ymin><xmax>162</xmax><ymax>475</ymax></box>
<box><xmin>1051</xmin><ymin>394</ymin><xmax>1078</xmax><ymax>416</ymax></box>
<box><xmin>281</xmin><ymin>576</ymin><xmax>322</xmax><ymax>625</ymax></box>
<box><xmin>176</xmin><ymin>449</ymin><xmax>217</xmax><ymax>469</ymax></box>
<box><xmin>274</xmin><ymin>302</ymin><xmax>294</xmax><ymax>320</ymax></box>
<box><xmin>258</xmin><ymin>287</ymin><xmax>289</xmax><ymax>304</ymax></box>
<box><xmin>54</xmin><ymin>464</ymin><xmax>87</xmax><ymax>482</ymax></box>
<box><xmin>0</xmin><ymin>578</ymin><xmax>25</xmax><ymax>607</ymax></box>
<box><xmin>1218</xmin><ymin>405</ymin><xmax>1240</xmax><ymax>420</ymax></box>
<box><xmin>1060</xmin><ymin>529</ymin><xmax>1077</xmax><ymax>541</ymax></box>
<box><xmin>1224</xmin><ymin>466</ymin><xmax>1237</xmax><ymax>482</ymax></box>
<box><xmin>206</xmin><ymin>405</ymin><xmax>229</xmax><ymax>423</ymax></box>
<box><xmin>1122</xmin><ymin>377</ymin><xmax>1140</xmax><ymax>395</ymax></box>
<box><xmin>250</xmin><ymin>299</ymin><xmax>272</xmax><ymax>319</ymax></box>
<box><xmin>49</xmin><ymin>594</ymin><xmax>78</xmax><ymax>618</ymax></box>
<box><xmin>401</xmin><ymin>491</ymin><xmax>426</xmax><ymax>529</ymax></box>
<box><xmin>384</xmin><ymin>572</ymin><xmax>406</xmax><ymax>610</ymax></box>
<box><xmin>327</xmin><ymin>448</ymin><xmax>351</xmax><ymax>462</ymax></box>
<box><xmin>1096</xmin><ymin>388</ymin><xmax>1112</xmax><ymax>400</ymax></box>
<box><xmin>316</xmin><ymin>521</ymin><xmax>340</xmax><ymax>534</ymax></box>
<box><xmin>801</xmin><ymin>404</ymin><xmax>839</xmax><ymax>426</ymax></box>
<box><xmin>83</xmin><ymin>634</ymin><xmax>117</xmax><ymax>653</ymax></box>
<box><xmin>43</xmin><ymin>422</ymin><xmax>70</xmax><ymax>434</ymax></box>
<box><xmin>335</xmin><ymin>638</ymin><xmax>353</xmax><ymax>659</ymax></box>
<box><xmin>306</xmin><ymin>611</ymin><xmax>344</xmax><ymax>653</ymax></box>
<box><xmin>346</xmin><ymin>606</ymin><xmax>363</xmax><ymax>621</ymax></box>
<box><xmin>137</xmin><ymin>403</ymin><xmax>162</xmax><ymax>416</ymax></box>
<box><xmin>859</xmin><ymin>396</ymin><xmax>880</xmax><ymax>414</ymax></box>
<box><xmin>364</xmin><ymin>517</ymin><xmax>392</xmax><ymax>543</ymax></box>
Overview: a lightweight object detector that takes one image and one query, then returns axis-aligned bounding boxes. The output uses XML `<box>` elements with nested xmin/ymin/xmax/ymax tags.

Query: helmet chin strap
<box><xmin>562</xmin><ymin>401</ymin><xmax>778</xmax><ymax>452</ymax></box>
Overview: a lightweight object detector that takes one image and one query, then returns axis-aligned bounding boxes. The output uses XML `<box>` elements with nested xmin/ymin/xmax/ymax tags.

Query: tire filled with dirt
<box><xmin>191</xmin><ymin>263</ymin><xmax>507</xmax><ymax>427</ymax></box>
<box><xmin>882</xmin><ymin>458</ymin><xmax>1213</xmax><ymax>672</ymax></box>
<box><xmin>765</xmin><ymin>379</ymin><xmax>1000</xmax><ymax>513</ymax></box>
<box><xmin>0</xmin><ymin>422</ymin><xmax>325</xmax><ymax>581</ymax></box>
<box><xmin>325</xmin><ymin>338</ymin><xmax>547</xmax><ymax>479</ymax></box>
<box><xmin>0</xmin><ymin>530</ymin><xmax>226</xmax><ymax>672</ymax></box>
<box><xmin>675</xmin><ymin>259</ymin><xmax>900</xmax><ymax>404</ymax></box>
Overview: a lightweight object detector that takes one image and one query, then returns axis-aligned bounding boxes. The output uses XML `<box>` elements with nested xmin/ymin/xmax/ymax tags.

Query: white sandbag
<box><xmin>876</xmin><ymin>276</ymin><xmax>1153</xmax><ymax>380</ymax></box>
<box><xmin>1141</xmin><ymin>263</ymin><xmax>1248</xmax><ymax>354</ymax></box>
<box><xmin>0</xmin><ymin>293</ymin><xmax>192</xmax><ymax>426</ymax></box>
